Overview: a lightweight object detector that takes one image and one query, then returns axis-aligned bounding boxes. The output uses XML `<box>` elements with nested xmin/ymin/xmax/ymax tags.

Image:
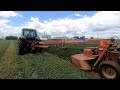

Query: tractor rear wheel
<box><xmin>38</xmin><ymin>43</ymin><xmax>43</xmax><ymax>53</ymax></box>
<box><xmin>18</xmin><ymin>39</ymin><xmax>25</xmax><ymax>55</ymax></box>
<box><xmin>34</xmin><ymin>47</ymin><xmax>42</xmax><ymax>53</ymax></box>
<box><xmin>38</xmin><ymin>48</ymin><xmax>42</xmax><ymax>53</ymax></box>
<box><xmin>98</xmin><ymin>61</ymin><xmax>120</xmax><ymax>79</ymax></box>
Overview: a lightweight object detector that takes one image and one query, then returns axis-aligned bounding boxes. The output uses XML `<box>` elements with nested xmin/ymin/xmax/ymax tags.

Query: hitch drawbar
<box><xmin>31</xmin><ymin>44</ymin><xmax>49</xmax><ymax>49</ymax></box>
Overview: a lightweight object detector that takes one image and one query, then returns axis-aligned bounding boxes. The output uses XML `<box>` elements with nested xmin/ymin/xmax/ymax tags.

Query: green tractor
<box><xmin>18</xmin><ymin>28</ymin><xmax>42</xmax><ymax>55</ymax></box>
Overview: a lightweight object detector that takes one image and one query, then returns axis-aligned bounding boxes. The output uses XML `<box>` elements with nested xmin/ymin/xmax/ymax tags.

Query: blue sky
<box><xmin>0</xmin><ymin>11</ymin><xmax>120</xmax><ymax>38</ymax></box>
<box><xmin>9</xmin><ymin>11</ymin><xmax>96</xmax><ymax>26</ymax></box>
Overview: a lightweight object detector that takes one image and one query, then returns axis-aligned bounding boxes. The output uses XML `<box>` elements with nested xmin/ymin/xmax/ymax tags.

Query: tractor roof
<box><xmin>22</xmin><ymin>28</ymin><xmax>36</xmax><ymax>31</ymax></box>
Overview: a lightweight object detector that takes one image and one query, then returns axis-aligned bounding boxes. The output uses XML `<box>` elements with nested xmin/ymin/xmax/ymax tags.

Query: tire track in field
<box><xmin>0</xmin><ymin>40</ymin><xmax>16</xmax><ymax>79</ymax></box>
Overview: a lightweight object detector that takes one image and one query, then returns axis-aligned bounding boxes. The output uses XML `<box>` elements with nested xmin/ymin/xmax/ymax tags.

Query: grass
<box><xmin>0</xmin><ymin>40</ymin><xmax>16</xmax><ymax>79</ymax></box>
<box><xmin>0</xmin><ymin>40</ymin><xmax>10</xmax><ymax>59</ymax></box>
<box><xmin>43</xmin><ymin>43</ymin><xmax>99</xmax><ymax>62</ymax></box>
<box><xmin>0</xmin><ymin>40</ymin><xmax>101</xmax><ymax>79</ymax></box>
<box><xmin>14</xmin><ymin>52</ymin><xmax>100</xmax><ymax>79</ymax></box>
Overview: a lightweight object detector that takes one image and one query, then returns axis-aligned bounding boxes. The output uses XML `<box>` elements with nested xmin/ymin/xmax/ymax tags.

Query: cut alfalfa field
<box><xmin>0</xmin><ymin>40</ymin><xmax>101</xmax><ymax>79</ymax></box>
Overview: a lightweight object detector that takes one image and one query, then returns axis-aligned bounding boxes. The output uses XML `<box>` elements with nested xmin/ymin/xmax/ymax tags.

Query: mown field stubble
<box><xmin>0</xmin><ymin>40</ymin><xmax>101</xmax><ymax>79</ymax></box>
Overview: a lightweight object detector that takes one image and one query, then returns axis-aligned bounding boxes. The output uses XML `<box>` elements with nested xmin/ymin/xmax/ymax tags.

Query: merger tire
<box><xmin>98</xmin><ymin>61</ymin><xmax>120</xmax><ymax>79</ymax></box>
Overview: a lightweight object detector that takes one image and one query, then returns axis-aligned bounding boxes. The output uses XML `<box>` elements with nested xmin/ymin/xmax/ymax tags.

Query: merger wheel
<box><xmin>98</xmin><ymin>61</ymin><xmax>120</xmax><ymax>79</ymax></box>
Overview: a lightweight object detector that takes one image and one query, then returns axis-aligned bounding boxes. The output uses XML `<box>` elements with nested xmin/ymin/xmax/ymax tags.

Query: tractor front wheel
<box><xmin>98</xmin><ymin>61</ymin><xmax>120</xmax><ymax>79</ymax></box>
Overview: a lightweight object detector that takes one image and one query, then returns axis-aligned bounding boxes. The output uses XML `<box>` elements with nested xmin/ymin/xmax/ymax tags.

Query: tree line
<box><xmin>5</xmin><ymin>36</ymin><xmax>18</xmax><ymax>40</ymax></box>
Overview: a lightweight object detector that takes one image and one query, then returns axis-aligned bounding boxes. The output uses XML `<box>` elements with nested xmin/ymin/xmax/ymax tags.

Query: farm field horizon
<box><xmin>0</xmin><ymin>40</ymin><xmax>101</xmax><ymax>79</ymax></box>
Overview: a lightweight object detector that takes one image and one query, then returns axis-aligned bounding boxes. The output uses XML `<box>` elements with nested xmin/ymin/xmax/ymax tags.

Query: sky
<box><xmin>0</xmin><ymin>11</ymin><xmax>120</xmax><ymax>39</ymax></box>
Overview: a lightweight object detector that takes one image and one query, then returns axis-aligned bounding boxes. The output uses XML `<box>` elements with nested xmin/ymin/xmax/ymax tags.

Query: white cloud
<box><xmin>19</xmin><ymin>11</ymin><xmax>120</xmax><ymax>38</ymax></box>
<box><xmin>0</xmin><ymin>19</ymin><xmax>10</xmax><ymax>23</ymax></box>
<box><xmin>0</xmin><ymin>18</ymin><xmax>23</xmax><ymax>37</ymax></box>
<box><xmin>30</xmin><ymin>17</ymin><xmax>93</xmax><ymax>37</ymax></box>
<box><xmin>74</xmin><ymin>13</ymin><xmax>87</xmax><ymax>18</ymax></box>
<box><xmin>74</xmin><ymin>13</ymin><xmax>81</xmax><ymax>17</ymax></box>
<box><xmin>0</xmin><ymin>11</ymin><xmax>22</xmax><ymax>18</ymax></box>
<box><xmin>0</xmin><ymin>11</ymin><xmax>120</xmax><ymax>39</ymax></box>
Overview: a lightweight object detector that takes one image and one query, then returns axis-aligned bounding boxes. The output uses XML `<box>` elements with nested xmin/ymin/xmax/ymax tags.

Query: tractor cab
<box><xmin>22</xmin><ymin>28</ymin><xmax>38</xmax><ymax>40</ymax></box>
<box><xmin>18</xmin><ymin>28</ymin><xmax>43</xmax><ymax>55</ymax></box>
